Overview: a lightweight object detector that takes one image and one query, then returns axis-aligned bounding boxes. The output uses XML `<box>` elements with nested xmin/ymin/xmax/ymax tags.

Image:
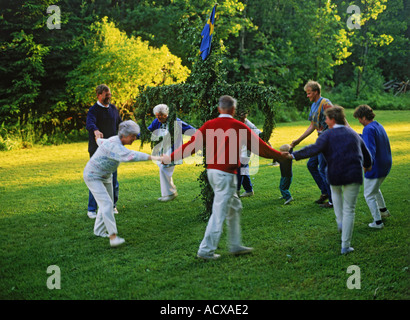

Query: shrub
<box><xmin>325</xmin><ymin>87</ymin><xmax>410</xmax><ymax>110</ymax></box>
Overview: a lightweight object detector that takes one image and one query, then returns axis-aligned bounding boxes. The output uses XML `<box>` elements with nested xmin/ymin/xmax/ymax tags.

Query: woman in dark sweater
<box><xmin>287</xmin><ymin>106</ymin><xmax>372</xmax><ymax>255</ymax></box>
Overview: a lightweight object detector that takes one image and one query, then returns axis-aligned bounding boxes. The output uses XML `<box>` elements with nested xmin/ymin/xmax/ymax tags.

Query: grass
<box><xmin>0</xmin><ymin>109</ymin><xmax>409</xmax><ymax>300</ymax></box>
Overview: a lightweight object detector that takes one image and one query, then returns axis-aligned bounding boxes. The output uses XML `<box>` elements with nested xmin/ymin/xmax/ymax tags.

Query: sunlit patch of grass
<box><xmin>0</xmin><ymin>110</ymin><xmax>409</xmax><ymax>300</ymax></box>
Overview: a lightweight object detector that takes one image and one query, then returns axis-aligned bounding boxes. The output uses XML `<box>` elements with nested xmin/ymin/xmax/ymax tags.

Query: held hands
<box><xmin>94</xmin><ymin>130</ymin><xmax>103</xmax><ymax>140</ymax></box>
<box><xmin>364</xmin><ymin>166</ymin><xmax>372</xmax><ymax>173</ymax></box>
<box><xmin>150</xmin><ymin>155</ymin><xmax>163</xmax><ymax>162</ymax></box>
<box><xmin>290</xmin><ymin>140</ymin><xmax>299</xmax><ymax>148</ymax></box>
<box><xmin>161</xmin><ymin>155</ymin><xmax>171</xmax><ymax>165</ymax></box>
<box><xmin>281</xmin><ymin>152</ymin><xmax>293</xmax><ymax>160</ymax></box>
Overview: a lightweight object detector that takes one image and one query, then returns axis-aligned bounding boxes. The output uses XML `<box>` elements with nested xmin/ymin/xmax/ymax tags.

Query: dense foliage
<box><xmin>0</xmin><ymin>0</ymin><xmax>408</xmax><ymax>148</ymax></box>
<box><xmin>67</xmin><ymin>17</ymin><xmax>190</xmax><ymax>120</ymax></box>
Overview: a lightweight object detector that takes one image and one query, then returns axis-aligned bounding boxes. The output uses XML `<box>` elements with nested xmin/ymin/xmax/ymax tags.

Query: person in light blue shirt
<box><xmin>291</xmin><ymin>80</ymin><xmax>333</xmax><ymax>208</ymax></box>
<box><xmin>354</xmin><ymin>105</ymin><xmax>392</xmax><ymax>229</ymax></box>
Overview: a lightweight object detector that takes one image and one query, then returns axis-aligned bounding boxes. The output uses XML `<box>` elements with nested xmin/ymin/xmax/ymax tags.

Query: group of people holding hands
<box><xmin>84</xmin><ymin>81</ymin><xmax>392</xmax><ymax>258</ymax></box>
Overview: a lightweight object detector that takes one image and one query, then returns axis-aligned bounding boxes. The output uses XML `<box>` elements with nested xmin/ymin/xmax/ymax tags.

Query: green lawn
<box><xmin>1</xmin><ymin>109</ymin><xmax>409</xmax><ymax>300</ymax></box>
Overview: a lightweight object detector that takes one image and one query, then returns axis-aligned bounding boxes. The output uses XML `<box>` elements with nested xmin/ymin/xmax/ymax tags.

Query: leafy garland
<box><xmin>134</xmin><ymin>42</ymin><xmax>280</xmax><ymax>220</ymax></box>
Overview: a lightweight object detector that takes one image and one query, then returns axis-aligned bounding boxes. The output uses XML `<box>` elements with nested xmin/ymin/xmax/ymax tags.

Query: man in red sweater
<box><xmin>164</xmin><ymin>95</ymin><xmax>286</xmax><ymax>260</ymax></box>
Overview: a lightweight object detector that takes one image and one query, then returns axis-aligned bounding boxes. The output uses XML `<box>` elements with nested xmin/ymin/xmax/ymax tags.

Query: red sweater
<box><xmin>170</xmin><ymin>115</ymin><xmax>283</xmax><ymax>174</ymax></box>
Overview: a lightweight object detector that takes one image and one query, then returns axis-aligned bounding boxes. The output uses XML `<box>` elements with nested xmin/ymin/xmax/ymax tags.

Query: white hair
<box><xmin>153</xmin><ymin>104</ymin><xmax>169</xmax><ymax>116</ymax></box>
<box><xmin>218</xmin><ymin>95</ymin><xmax>237</xmax><ymax>112</ymax></box>
<box><xmin>118</xmin><ymin>120</ymin><xmax>140</xmax><ymax>138</ymax></box>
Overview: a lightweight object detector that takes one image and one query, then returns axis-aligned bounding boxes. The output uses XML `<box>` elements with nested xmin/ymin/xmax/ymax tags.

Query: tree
<box><xmin>221</xmin><ymin>0</ymin><xmax>352</xmax><ymax>109</ymax></box>
<box><xmin>375</xmin><ymin>0</ymin><xmax>409</xmax><ymax>82</ymax></box>
<box><xmin>332</xmin><ymin>0</ymin><xmax>398</xmax><ymax>98</ymax></box>
<box><xmin>135</xmin><ymin>14</ymin><xmax>281</xmax><ymax>219</ymax></box>
<box><xmin>0</xmin><ymin>0</ymin><xmax>99</xmax><ymax>136</ymax></box>
<box><xmin>350</xmin><ymin>0</ymin><xmax>393</xmax><ymax>98</ymax></box>
<box><xmin>0</xmin><ymin>0</ymin><xmax>52</xmax><ymax>129</ymax></box>
<box><xmin>67</xmin><ymin>17</ymin><xmax>190</xmax><ymax>119</ymax></box>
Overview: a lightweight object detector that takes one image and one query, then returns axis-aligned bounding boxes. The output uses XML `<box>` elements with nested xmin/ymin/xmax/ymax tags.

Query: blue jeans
<box><xmin>279</xmin><ymin>176</ymin><xmax>292</xmax><ymax>200</ymax></box>
<box><xmin>237</xmin><ymin>164</ymin><xmax>253</xmax><ymax>193</ymax></box>
<box><xmin>307</xmin><ymin>153</ymin><xmax>332</xmax><ymax>203</ymax></box>
<box><xmin>88</xmin><ymin>170</ymin><xmax>119</xmax><ymax>212</ymax></box>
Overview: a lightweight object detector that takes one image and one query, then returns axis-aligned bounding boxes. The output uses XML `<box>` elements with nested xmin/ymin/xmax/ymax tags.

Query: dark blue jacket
<box><xmin>148</xmin><ymin>118</ymin><xmax>195</xmax><ymax>152</ymax></box>
<box><xmin>361</xmin><ymin>121</ymin><xmax>392</xmax><ymax>179</ymax></box>
<box><xmin>86</xmin><ymin>102</ymin><xmax>122</xmax><ymax>155</ymax></box>
<box><xmin>292</xmin><ymin>126</ymin><xmax>372</xmax><ymax>186</ymax></box>
<box><xmin>148</xmin><ymin>118</ymin><xmax>195</xmax><ymax>134</ymax></box>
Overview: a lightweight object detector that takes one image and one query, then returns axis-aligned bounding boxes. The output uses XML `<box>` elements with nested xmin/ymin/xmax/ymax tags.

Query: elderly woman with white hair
<box><xmin>84</xmin><ymin>120</ymin><xmax>161</xmax><ymax>247</ymax></box>
<box><xmin>148</xmin><ymin>104</ymin><xmax>196</xmax><ymax>202</ymax></box>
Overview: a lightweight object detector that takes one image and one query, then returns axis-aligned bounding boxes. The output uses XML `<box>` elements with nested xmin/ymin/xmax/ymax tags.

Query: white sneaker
<box><xmin>381</xmin><ymin>210</ymin><xmax>390</xmax><ymax>217</ymax></box>
<box><xmin>113</xmin><ymin>207</ymin><xmax>119</xmax><ymax>214</ymax></box>
<box><xmin>284</xmin><ymin>197</ymin><xmax>294</xmax><ymax>205</ymax></box>
<box><xmin>240</xmin><ymin>191</ymin><xmax>254</xmax><ymax>197</ymax></box>
<box><xmin>110</xmin><ymin>236</ymin><xmax>125</xmax><ymax>247</ymax></box>
<box><xmin>197</xmin><ymin>253</ymin><xmax>221</xmax><ymax>260</ymax></box>
<box><xmin>368</xmin><ymin>221</ymin><xmax>384</xmax><ymax>229</ymax></box>
<box><xmin>230</xmin><ymin>246</ymin><xmax>254</xmax><ymax>255</ymax></box>
<box><xmin>87</xmin><ymin>211</ymin><xmax>97</xmax><ymax>219</ymax></box>
<box><xmin>95</xmin><ymin>232</ymin><xmax>109</xmax><ymax>238</ymax></box>
<box><xmin>158</xmin><ymin>192</ymin><xmax>178</xmax><ymax>202</ymax></box>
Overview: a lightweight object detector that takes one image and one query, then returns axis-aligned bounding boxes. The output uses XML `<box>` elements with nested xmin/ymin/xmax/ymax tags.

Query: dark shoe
<box><xmin>319</xmin><ymin>202</ymin><xmax>333</xmax><ymax>208</ymax></box>
<box><xmin>315</xmin><ymin>194</ymin><xmax>328</xmax><ymax>204</ymax></box>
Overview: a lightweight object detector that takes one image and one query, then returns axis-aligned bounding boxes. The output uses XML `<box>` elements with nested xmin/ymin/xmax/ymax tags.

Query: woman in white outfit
<box><xmin>83</xmin><ymin>120</ymin><xmax>160</xmax><ymax>247</ymax></box>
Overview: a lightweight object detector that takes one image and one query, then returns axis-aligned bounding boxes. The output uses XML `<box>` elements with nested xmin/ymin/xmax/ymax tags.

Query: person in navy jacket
<box><xmin>148</xmin><ymin>104</ymin><xmax>196</xmax><ymax>202</ymax></box>
<box><xmin>86</xmin><ymin>84</ymin><xmax>122</xmax><ymax>219</ymax></box>
<box><xmin>354</xmin><ymin>104</ymin><xmax>392</xmax><ymax>229</ymax></box>
<box><xmin>287</xmin><ymin>106</ymin><xmax>372</xmax><ymax>255</ymax></box>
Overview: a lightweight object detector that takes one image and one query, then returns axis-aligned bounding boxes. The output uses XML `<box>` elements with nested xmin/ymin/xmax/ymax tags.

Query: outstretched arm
<box><xmin>247</xmin><ymin>128</ymin><xmax>284</xmax><ymax>160</ymax></box>
<box><xmin>290</xmin><ymin>122</ymin><xmax>315</xmax><ymax>148</ymax></box>
<box><xmin>292</xmin><ymin>133</ymin><xmax>327</xmax><ymax>161</ymax></box>
<box><xmin>360</xmin><ymin>137</ymin><xmax>373</xmax><ymax>171</ymax></box>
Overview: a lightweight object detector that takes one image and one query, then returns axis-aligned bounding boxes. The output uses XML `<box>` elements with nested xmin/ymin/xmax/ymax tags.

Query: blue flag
<box><xmin>199</xmin><ymin>4</ymin><xmax>217</xmax><ymax>60</ymax></box>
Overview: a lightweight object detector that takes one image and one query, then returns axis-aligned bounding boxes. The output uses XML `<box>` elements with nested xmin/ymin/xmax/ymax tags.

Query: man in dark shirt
<box><xmin>85</xmin><ymin>84</ymin><xmax>122</xmax><ymax>219</ymax></box>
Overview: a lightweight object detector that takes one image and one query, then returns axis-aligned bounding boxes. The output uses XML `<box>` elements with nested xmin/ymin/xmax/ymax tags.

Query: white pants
<box><xmin>330</xmin><ymin>183</ymin><xmax>360</xmax><ymax>249</ymax></box>
<box><xmin>157</xmin><ymin>163</ymin><xmax>177</xmax><ymax>197</ymax></box>
<box><xmin>84</xmin><ymin>177</ymin><xmax>118</xmax><ymax>236</ymax></box>
<box><xmin>198</xmin><ymin>169</ymin><xmax>243</xmax><ymax>256</ymax></box>
<box><xmin>364</xmin><ymin>177</ymin><xmax>387</xmax><ymax>222</ymax></box>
